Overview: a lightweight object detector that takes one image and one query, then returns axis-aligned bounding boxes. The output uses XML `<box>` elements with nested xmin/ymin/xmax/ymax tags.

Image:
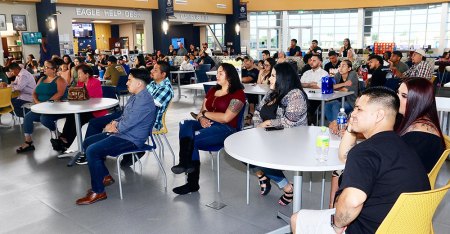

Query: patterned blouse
<box><xmin>253</xmin><ymin>89</ymin><xmax>308</xmax><ymax>128</ymax></box>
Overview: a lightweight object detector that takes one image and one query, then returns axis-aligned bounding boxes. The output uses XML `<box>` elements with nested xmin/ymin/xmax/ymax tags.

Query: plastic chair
<box><xmin>203</xmin><ymin>84</ymin><xmax>215</xmax><ymax>94</ymax></box>
<box><xmin>152</xmin><ymin>101</ymin><xmax>176</xmax><ymax>166</ymax></box>
<box><xmin>428</xmin><ymin>135</ymin><xmax>450</xmax><ymax>189</ymax></box>
<box><xmin>194</xmin><ymin>70</ymin><xmax>209</xmax><ymax>83</ymax></box>
<box><xmin>200</xmin><ymin>102</ymin><xmax>247</xmax><ymax>193</ymax></box>
<box><xmin>375</xmin><ymin>180</ymin><xmax>450</xmax><ymax>234</ymax></box>
<box><xmin>0</xmin><ymin>87</ymin><xmax>18</xmax><ymax>127</ymax></box>
<box><xmin>115</xmin><ymin>75</ymin><xmax>129</xmax><ymax>106</ymax></box>
<box><xmin>113</xmin><ymin>134</ymin><xmax>167</xmax><ymax>200</ymax></box>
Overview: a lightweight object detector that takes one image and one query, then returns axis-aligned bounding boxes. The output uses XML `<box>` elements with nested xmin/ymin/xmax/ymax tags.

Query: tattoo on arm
<box><xmin>228</xmin><ymin>99</ymin><xmax>244</xmax><ymax>113</ymax></box>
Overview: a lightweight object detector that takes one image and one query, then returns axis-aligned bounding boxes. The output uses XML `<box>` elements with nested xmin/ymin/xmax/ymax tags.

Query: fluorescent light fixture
<box><xmin>216</xmin><ymin>4</ymin><xmax>227</xmax><ymax>8</ymax></box>
<box><xmin>72</xmin><ymin>19</ymin><xmax>76</xmax><ymax>22</ymax></box>
<box><xmin>235</xmin><ymin>23</ymin><xmax>240</xmax><ymax>35</ymax></box>
<box><xmin>92</xmin><ymin>20</ymin><xmax>112</xmax><ymax>23</ymax></box>
<box><xmin>175</xmin><ymin>0</ymin><xmax>188</xmax><ymax>4</ymax></box>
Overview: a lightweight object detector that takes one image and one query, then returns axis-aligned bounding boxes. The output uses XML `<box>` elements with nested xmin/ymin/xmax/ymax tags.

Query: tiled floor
<box><xmin>0</xmin><ymin>89</ymin><xmax>449</xmax><ymax>233</ymax></box>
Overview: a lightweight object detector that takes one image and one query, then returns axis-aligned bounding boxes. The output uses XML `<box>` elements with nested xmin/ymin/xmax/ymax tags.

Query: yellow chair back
<box><xmin>376</xmin><ymin>180</ymin><xmax>450</xmax><ymax>234</ymax></box>
<box><xmin>152</xmin><ymin>101</ymin><xmax>172</xmax><ymax>135</ymax></box>
<box><xmin>0</xmin><ymin>87</ymin><xmax>14</xmax><ymax>114</ymax></box>
<box><xmin>428</xmin><ymin>135</ymin><xmax>450</xmax><ymax>189</ymax></box>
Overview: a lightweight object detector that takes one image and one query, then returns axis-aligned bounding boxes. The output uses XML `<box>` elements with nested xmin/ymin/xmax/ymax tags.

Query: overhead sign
<box><xmin>75</xmin><ymin>8</ymin><xmax>142</xmax><ymax>19</ymax></box>
<box><xmin>239</xmin><ymin>3</ymin><xmax>247</xmax><ymax>21</ymax></box>
<box><xmin>166</xmin><ymin>0</ymin><xmax>174</xmax><ymax>17</ymax></box>
<box><xmin>169</xmin><ymin>12</ymin><xmax>226</xmax><ymax>24</ymax></box>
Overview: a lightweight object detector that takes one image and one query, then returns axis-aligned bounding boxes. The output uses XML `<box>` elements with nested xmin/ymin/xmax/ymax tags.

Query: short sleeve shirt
<box><xmin>205</xmin><ymin>87</ymin><xmax>246</xmax><ymax>129</ymax></box>
<box><xmin>336</xmin><ymin>131</ymin><xmax>430</xmax><ymax>234</ymax></box>
<box><xmin>289</xmin><ymin>46</ymin><xmax>302</xmax><ymax>56</ymax></box>
<box><xmin>242</xmin><ymin>68</ymin><xmax>259</xmax><ymax>83</ymax></box>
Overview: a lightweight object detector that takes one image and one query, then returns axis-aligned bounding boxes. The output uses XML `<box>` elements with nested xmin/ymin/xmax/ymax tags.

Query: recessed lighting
<box><xmin>92</xmin><ymin>20</ymin><xmax>112</xmax><ymax>23</ymax></box>
<box><xmin>216</xmin><ymin>4</ymin><xmax>227</xmax><ymax>8</ymax></box>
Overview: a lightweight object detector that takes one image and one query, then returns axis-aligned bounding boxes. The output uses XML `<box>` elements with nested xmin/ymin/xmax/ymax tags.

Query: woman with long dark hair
<box><xmin>396</xmin><ymin>77</ymin><xmax>445</xmax><ymax>172</ymax></box>
<box><xmin>257</xmin><ymin>58</ymin><xmax>276</xmax><ymax>85</ymax></box>
<box><xmin>251</xmin><ymin>62</ymin><xmax>308</xmax><ymax>205</ymax></box>
<box><xmin>171</xmin><ymin>63</ymin><xmax>246</xmax><ymax>195</ymax></box>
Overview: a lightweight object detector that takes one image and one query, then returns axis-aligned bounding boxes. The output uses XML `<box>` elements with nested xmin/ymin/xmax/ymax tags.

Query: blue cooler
<box><xmin>321</xmin><ymin>76</ymin><xmax>335</xmax><ymax>94</ymax></box>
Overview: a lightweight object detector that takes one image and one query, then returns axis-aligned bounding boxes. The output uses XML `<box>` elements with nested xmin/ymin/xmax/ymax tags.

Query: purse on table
<box><xmin>68</xmin><ymin>86</ymin><xmax>89</xmax><ymax>101</ymax></box>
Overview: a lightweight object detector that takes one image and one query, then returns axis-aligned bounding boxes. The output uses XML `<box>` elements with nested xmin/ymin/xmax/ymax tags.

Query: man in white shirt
<box><xmin>300</xmin><ymin>54</ymin><xmax>329</xmax><ymax>124</ymax></box>
<box><xmin>5</xmin><ymin>62</ymin><xmax>36</xmax><ymax>117</ymax></box>
<box><xmin>301</xmin><ymin>54</ymin><xmax>329</xmax><ymax>89</ymax></box>
<box><xmin>201</xmin><ymin>43</ymin><xmax>212</xmax><ymax>55</ymax></box>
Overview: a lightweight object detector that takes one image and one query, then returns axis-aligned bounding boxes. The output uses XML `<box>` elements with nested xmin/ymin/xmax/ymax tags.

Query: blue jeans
<box><xmin>11</xmin><ymin>98</ymin><xmax>30</xmax><ymax>118</ymax></box>
<box><xmin>23</xmin><ymin>111</ymin><xmax>65</xmax><ymax>135</ymax></box>
<box><xmin>324</xmin><ymin>101</ymin><xmax>353</xmax><ymax>122</ymax></box>
<box><xmin>179</xmin><ymin>120</ymin><xmax>236</xmax><ymax>161</ymax></box>
<box><xmin>85</xmin><ymin>111</ymin><xmax>122</xmax><ymax>139</ymax></box>
<box><xmin>83</xmin><ymin>133</ymin><xmax>137</xmax><ymax>193</ymax></box>
<box><xmin>251</xmin><ymin>165</ymin><xmax>288</xmax><ymax>189</ymax></box>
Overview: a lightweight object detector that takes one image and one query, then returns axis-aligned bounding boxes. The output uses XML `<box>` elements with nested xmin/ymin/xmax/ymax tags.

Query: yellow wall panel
<box><xmin>174</xmin><ymin>0</ymin><xmax>233</xmax><ymax>14</ymax></box>
<box><xmin>94</xmin><ymin>24</ymin><xmax>111</xmax><ymax>51</ymax></box>
<box><xmin>73</xmin><ymin>37</ymin><xmax>79</xmax><ymax>54</ymax></box>
<box><xmin>56</xmin><ymin>0</ymin><xmax>157</xmax><ymax>10</ymax></box>
<box><xmin>246</xmin><ymin>0</ymin><xmax>449</xmax><ymax>11</ymax></box>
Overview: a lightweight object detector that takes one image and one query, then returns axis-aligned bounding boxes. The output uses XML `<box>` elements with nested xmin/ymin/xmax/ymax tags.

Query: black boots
<box><xmin>171</xmin><ymin>137</ymin><xmax>195</xmax><ymax>174</ymax></box>
<box><xmin>173</xmin><ymin>161</ymin><xmax>200</xmax><ymax>195</ymax></box>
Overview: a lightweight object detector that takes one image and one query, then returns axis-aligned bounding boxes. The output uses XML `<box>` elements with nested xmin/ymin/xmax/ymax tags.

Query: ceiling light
<box><xmin>92</xmin><ymin>20</ymin><xmax>112</xmax><ymax>23</ymax></box>
<box><xmin>175</xmin><ymin>0</ymin><xmax>188</xmax><ymax>5</ymax></box>
<box><xmin>216</xmin><ymin>4</ymin><xmax>227</xmax><ymax>8</ymax></box>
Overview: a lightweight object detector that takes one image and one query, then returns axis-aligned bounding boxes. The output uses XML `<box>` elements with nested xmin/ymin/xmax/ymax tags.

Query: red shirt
<box><xmin>77</xmin><ymin>77</ymin><xmax>108</xmax><ymax>118</ymax></box>
<box><xmin>205</xmin><ymin>87</ymin><xmax>246</xmax><ymax>129</ymax></box>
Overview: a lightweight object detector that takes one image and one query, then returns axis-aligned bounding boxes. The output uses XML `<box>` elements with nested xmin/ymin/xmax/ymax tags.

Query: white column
<box><xmin>439</xmin><ymin>2</ymin><xmax>448</xmax><ymax>54</ymax></box>
<box><xmin>281</xmin><ymin>11</ymin><xmax>289</xmax><ymax>52</ymax></box>
<box><xmin>357</xmin><ymin>8</ymin><xmax>365</xmax><ymax>48</ymax></box>
<box><xmin>0</xmin><ymin>34</ymin><xmax>4</xmax><ymax>66</ymax></box>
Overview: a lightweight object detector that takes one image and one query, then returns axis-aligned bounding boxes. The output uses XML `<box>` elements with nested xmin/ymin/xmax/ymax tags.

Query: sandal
<box><xmin>278</xmin><ymin>184</ymin><xmax>293</xmax><ymax>206</ymax></box>
<box><xmin>258</xmin><ymin>174</ymin><xmax>272</xmax><ymax>196</ymax></box>
<box><xmin>16</xmin><ymin>141</ymin><xmax>35</xmax><ymax>153</ymax></box>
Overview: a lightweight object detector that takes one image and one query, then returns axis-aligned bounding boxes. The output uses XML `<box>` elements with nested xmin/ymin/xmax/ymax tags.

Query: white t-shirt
<box><xmin>301</xmin><ymin>68</ymin><xmax>329</xmax><ymax>88</ymax></box>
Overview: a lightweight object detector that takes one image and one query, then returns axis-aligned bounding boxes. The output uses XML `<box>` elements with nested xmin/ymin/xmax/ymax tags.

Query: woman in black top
<box><xmin>396</xmin><ymin>77</ymin><xmax>445</xmax><ymax>173</ymax></box>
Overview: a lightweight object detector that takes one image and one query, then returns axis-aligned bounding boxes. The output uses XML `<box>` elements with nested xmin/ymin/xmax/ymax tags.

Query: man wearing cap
<box><xmin>104</xmin><ymin>56</ymin><xmax>127</xmax><ymax>86</ymax></box>
<box><xmin>396</xmin><ymin>49</ymin><xmax>433</xmax><ymax>80</ymax></box>
<box><xmin>388</xmin><ymin>51</ymin><xmax>409</xmax><ymax>74</ymax></box>
<box><xmin>76</xmin><ymin>68</ymin><xmax>157</xmax><ymax>205</ymax></box>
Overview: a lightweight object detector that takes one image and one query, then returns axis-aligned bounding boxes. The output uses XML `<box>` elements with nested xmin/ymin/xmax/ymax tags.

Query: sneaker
<box><xmin>75</xmin><ymin>155</ymin><xmax>88</xmax><ymax>165</ymax></box>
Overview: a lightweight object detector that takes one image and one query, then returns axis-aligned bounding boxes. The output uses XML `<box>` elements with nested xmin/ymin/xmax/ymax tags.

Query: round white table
<box><xmin>170</xmin><ymin>70</ymin><xmax>196</xmax><ymax>99</ymax></box>
<box><xmin>224</xmin><ymin>126</ymin><xmax>345</xmax><ymax>234</ymax></box>
<box><xmin>436</xmin><ymin>97</ymin><xmax>450</xmax><ymax>135</ymax></box>
<box><xmin>31</xmin><ymin>98</ymin><xmax>119</xmax><ymax>166</ymax></box>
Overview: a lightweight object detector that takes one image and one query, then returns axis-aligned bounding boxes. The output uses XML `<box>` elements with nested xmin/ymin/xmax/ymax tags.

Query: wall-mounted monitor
<box><xmin>72</xmin><ymin>23</ymin><xmax>93</xmax><ymax>38</ymax></box>
<box><xmin>22</xmin><ymin>32</ymin><xmax>42</xmax><ymax>44</ymax></box>
<box><xmin>171</xmin><ymin>37</ymin><xmax>185</xmax><ymax>50</ymax></box>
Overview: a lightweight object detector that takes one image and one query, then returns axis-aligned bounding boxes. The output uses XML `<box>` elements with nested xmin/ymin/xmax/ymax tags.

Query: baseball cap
<box><xmin>414</xmin><ymin>49</ymin><xmax>426</xmax><ymax>57</ymax></box>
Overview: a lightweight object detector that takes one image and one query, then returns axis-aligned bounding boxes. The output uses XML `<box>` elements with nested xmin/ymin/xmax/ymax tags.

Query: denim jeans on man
<box><xmin>11</xmin><ymin>98</ymin><xmax>31</xmax><ymax>118</ymax></box>
<box><xmin>23</xmin><ymin>111</ymin><xmax>65</xmax><ymax>135</ymax></box>
<box><xmin>83</xmin><ymin>133</ymin><xmax>137</xmax><ymax>193</ymax></box>
<box><xmin>85</xmin><ymin>111</ymin><xmax>122</xmax><ymax>139</ymax></box>
<box><xmin>179</xmin><ymin>119</ymin><xmax>236</xmax><ymax>161</ymax></box>
<box><xmin>324</xmin><ymin>100</ymin><xmax>353</xmax><ymax>122</ymax></box>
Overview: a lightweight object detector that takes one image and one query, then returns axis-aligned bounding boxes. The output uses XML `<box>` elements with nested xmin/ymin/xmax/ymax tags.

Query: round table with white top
<box><xmin>224</xmin><ymin>126</ymin><xmax>345</xmax><ymax>234</ymax></box>
<box><xmin>31</xmin><ymin>98</ymin><xmax>119</xmax><ymax>166</ymax></box>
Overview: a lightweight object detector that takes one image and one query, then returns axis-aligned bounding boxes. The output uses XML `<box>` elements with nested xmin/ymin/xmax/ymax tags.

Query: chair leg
<box><xmin>157</xmin><ymin>135</ymin><xmax>165</xmax><ymax>159</ymax></box>
<box><xmin>161</xmin><ymin>134</ymin><xmax>176</xmax><ymax>166</ymax></box>
<box><xmin>155</xmin><ymin>135</ymin><xmax>164</xmax><ymax>160</ymax></box>
<box><xmin>117</xmin><ymin>154</ymin><xmax>124</xmax><ymax>200</ymax></box>
<box><xmin>133</xmin><ymin>152</ymin><xmax>143</xmax><ymax>174</ymax></box>
<box><xmin>209</xmin><ymin>152</ymin><xmax>214</xmax><ymax>170</ymax></box>
<box><xmin>247</xmin><ymin>163</ymin><xmax>250</xmax><ymax>205</ymax></box>
<box><xmin>152</xmin><ymin>149</ymin><xmax>167</xmax><ymax>188</ymax></box>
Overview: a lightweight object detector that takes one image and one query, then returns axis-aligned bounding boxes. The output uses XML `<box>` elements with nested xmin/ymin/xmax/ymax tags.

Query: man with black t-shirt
<box><xmin>241</xmin><ymin>56</ymin><xmax>259</xmax><ymax>84</ymax></box>
<box><xmin>291</xmin><ymin>87</ymin><xmax>430</xmax><ymax>234</ymax></box>
<box><xmin>306</xmin><ymin>39</ymin><xmax>322</xmax><ymax>55</ymax></box>
<box><xmin>288</xmin><ymin>39</ymin><xmax>302</xmax><ymax>56</ymax></box>
<box><xmin>324</xmin><ymin>51</ymin><xmax>341</xmax><ymax>75</ymax></box>
<box><xmin>367</xmin><ymin>55</ymin><xmax>387</xmax><ymax>87</ymax></box>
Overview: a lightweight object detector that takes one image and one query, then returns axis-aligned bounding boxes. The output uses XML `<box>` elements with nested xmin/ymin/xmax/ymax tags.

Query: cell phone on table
<box><xmin>265</xmin><ymin>126</ymin><xmax>284</xmax><ymax>131</ymax></box>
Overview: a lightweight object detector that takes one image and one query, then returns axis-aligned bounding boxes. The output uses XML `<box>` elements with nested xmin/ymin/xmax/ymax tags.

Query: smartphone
<box><xmin>265</xmin><ymin>126</ymin><xmax>284</xmax><ymax>131</ymax></box>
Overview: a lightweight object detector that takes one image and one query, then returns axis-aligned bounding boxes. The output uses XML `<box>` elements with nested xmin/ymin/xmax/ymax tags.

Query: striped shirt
<box><xmin>146</xmin><ymin>77</ymin><xmax>174</xmax><ymax>130</ymax></box>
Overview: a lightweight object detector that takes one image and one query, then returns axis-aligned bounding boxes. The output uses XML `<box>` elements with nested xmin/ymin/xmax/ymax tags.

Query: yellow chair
<box><xmin>428</xmin><ymin>135</ymin><xmax>450</xmax><ymax>189</ymax></box>
<box><xmin>376</xmin><ymin>180</ymin><xmax>450</xmax><ymax>234</ymax></box>
<box><xmin>0</xmin><ymin>87</ymin><xmax>18</xmax><ymax>127</ymax></box>
<box><xmin>152</xmin><ymin>102</ymin><xmax>176</xmax><ymax>166</ymax></box>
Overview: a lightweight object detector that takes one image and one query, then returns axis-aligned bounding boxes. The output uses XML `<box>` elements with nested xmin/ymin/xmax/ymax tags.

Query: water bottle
<box><xmin>315</xmin><ymin>127</ymin><xmax>330</xmax><ymax>162</ymax></box>
<box><xmin>321</xmin><ymin>76</ymin><xmax>334</xmax><ymax>94</ymax></box>
<box><xmin>99</xmin><ymin>69</ymin><xmax>105</xmax><ymax>79</ymax></box>
<box><xmin>337</xmin><ymin>108</ymin><xmax>347</xmax><ymax>131</ymax></box>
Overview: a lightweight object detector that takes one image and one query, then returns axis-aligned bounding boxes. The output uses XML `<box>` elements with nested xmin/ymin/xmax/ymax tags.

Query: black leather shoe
<box><xmin>173</xmin><ymin>183</ymin><xmax>200</xmax><ymax>195</ymax></box>
<box><xmin>171</xmin><ymin>164</ymin><xmax>194</xmax><ymax>174</ymax></box>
